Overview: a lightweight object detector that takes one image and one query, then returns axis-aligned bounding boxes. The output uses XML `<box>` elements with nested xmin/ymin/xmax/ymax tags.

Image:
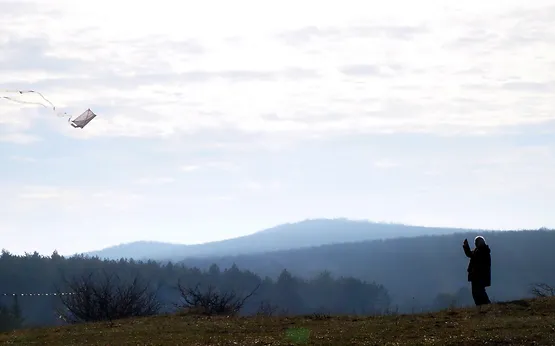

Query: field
<box><xmin>1</xmin><ymin>298</ymin><xmax>554</xmax><ymax>345</ymax></box>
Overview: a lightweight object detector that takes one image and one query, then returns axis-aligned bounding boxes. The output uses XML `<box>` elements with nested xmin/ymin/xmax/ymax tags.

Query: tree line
<box><xmin>3</xmin><ymin>228</ymin><xmax>554</xmax><ymax>333</ymax></box>
<box><xmin>0</xmin><ymin>250</ymin><xmax>391</xmax><ymax>331</ymax></box>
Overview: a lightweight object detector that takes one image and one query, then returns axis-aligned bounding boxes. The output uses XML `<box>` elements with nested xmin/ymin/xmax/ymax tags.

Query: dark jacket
<box><xmin>463</xmin><ymin>244</ymin><xmax>491</xmax><ymax>287</ymax></box>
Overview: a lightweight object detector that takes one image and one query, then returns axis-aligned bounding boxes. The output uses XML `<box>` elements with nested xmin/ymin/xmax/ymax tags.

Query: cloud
<box><xmin>277</xmin><ymin>24</ymin><xmax>428</xmax><ymax>46</ymax></box>
<box><xmin>15</xmin><ymin>186</ymin><xmax>82</xmax><ymax>213</ymax></box>
<box><xmin>133</xmin><ymin>177</ymin><xmax>175</xmax><ymax>186</ymax></box>
<box><xmin>180</xmin><ymin>165</ymin><xmax>201</xmax><ymax>172</ymax></box>
<box><xmin>2</xmin><ymin>0</ymin><xmax>555</xmax><ymax>255</ymax></box>
<box><xmin>9</xmin><ymin>155</ymin><xmax>36</xmax><ymax>162</ymax></box>
<box><xmin>91</xmin><ymin>190</ymin><xmax>146</xmax><ymax>212</ymax></box>
<box><xmin>0</xmin><ymin>68</ymin><xmax>321</xmax><ymax>93</ymax></box>
<box><xmin>12</xmin><ymin>185</ymin><xmax>146</xmax><ymax>213</ymax></box>
<box><xmin>241</xmin><ymin>180</ymin><xmax>282</xmax><ymax>193</ymax></box>
<box><xmin>0</xmin><ymin>1</ymin><xmax>37</xmax><ymax>17</ymax></box>
<box><xmin>373</xmin><ymin>160</ymin><xmax>400</xmax><ymax>169</ymax></box>
<box><xmin>445</xmin><ymin>4</ymin><xmax>555</xmax><ymax>51</ymax></box>
<box><xmin>0</xmin><ymin>37</ymin><xmax>90</xmax><ymax>74</ymax></box>
<box><xmin>339</xmin><ymin>64</ymin><xmax>383</xmax><ymax>77</ymax></box>
<box><xmin>180</xmin><ymin>161</ymin><xmax>238</xmax><ymax>173</ymax></box>
<box><xmin>501</xmin><ymin>81</ymin><xmax>555</xmax><ymax>93</ymax></box>
<box><xmin>0</xmin><ymin>0</ymin><xmax>553</xmax><ymax>142</ymax></box>
<box><xmin>339</xmin><ymin>64</ymin><xmax>406</xmax><ymax>77</ymax></box>
<box><xmin>0</xmin><ymin>133</ymin><xmax>41</xmax><ymax>144</ymax></box>
<box><xmin>204</xmin><ymin>161</ymin><xmax>239</xmax><ymax>171</ymax></box>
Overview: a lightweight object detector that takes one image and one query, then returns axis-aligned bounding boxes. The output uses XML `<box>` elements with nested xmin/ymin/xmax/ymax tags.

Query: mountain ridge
<box><xmin>82</xmin><ymin>218</ymin><xmax>494</xmax><ymax>261</ymax></box>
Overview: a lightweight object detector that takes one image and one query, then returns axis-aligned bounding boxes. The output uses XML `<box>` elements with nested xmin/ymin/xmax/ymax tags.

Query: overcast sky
<box><xmin>1</xmin><ymin>0</ymin><xmax>554</xmax><ymax>255</ymax></box>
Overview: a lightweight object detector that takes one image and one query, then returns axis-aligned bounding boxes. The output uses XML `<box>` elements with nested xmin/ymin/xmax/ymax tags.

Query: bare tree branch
<box><xmin>256</xmin><ymin>300</ymin><xmax>279</xmax><ymax>317</ymax></box>
<box><xmin>55</xmin><ymin>270</ymin><xmax>161</xmax><ymax>324</ymax></box>
<box><xmin>530</xmin><ymin>282</ymin><xmax>555</xmax><ymax>298</ymax></box>
<box><xmin>176</xmin><ymin>280</ymin><xmax>260</xmax><ymax>316</ymax></box>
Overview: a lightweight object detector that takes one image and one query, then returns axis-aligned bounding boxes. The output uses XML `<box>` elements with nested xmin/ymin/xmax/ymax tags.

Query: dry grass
<box><xmin>1</xmin><ymin>298</ymin><xmax>555</xmax><ymax>345</ymax></box>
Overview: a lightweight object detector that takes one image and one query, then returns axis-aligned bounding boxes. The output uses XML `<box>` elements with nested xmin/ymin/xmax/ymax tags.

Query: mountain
<box><xmin>83</xmin><ymin>218</ymin><xmax>485</xmax><ymax>260</ymax></box>
<box><xmin>178</xmin><ymin>228</ymin><xmax>555</xmax><ymax>306</ymax></box>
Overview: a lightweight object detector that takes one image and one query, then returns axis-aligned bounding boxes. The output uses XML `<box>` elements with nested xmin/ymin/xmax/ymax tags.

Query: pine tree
<box><xmin>0</xmin><ymin>295</ymin><xmax>24</xmax><ymax>332</ymax></box>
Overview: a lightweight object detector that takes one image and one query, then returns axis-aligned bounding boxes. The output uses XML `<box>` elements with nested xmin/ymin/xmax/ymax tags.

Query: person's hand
<box><xmin>463</xmin><ymin>238</ymin><xmax>469</xmax><ymax>247</ymax></box>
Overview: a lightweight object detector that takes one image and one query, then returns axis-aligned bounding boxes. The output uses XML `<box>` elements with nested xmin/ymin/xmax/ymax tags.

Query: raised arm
<box><xmin>463</xmin><ymin>239</ymin><xmax>473</xmax><ymax>258</ymax></box>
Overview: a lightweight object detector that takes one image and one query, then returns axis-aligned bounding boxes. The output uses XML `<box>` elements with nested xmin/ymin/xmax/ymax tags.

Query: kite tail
<box><xmin>29</xmin><ymin>90</ymin><xmax>56</xmax><ymax>109</ymax></box>
<box><xmin>1</xmin><ymin>96</ymin><xmax>50</xmax><ymax>108</ymax></box>
<box><xmin>1</xmin><ymin>90</ymin><xmax>67</xmax><ymax>117</ymax></box>
<box><xmin>1</xmin><ymin>89</ymin><xmax>94</xmax><ymax>128</ymax></box>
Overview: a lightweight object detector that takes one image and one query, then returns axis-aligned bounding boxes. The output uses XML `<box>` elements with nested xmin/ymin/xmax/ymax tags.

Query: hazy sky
<box><xmin>1</xmin><ymin>0</ymin><xmax>554</xmax><ymax>255</ymax></box>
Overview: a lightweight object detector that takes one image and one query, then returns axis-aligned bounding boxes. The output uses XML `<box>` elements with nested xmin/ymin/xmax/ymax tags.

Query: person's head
<box><xmin>474</xmin><ymin>236</ymin><xmax>486</xmax><ymax>247</ymax></box>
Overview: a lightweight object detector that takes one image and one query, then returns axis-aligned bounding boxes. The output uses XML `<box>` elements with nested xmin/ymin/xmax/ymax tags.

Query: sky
<box><xmin>1</xmin><ymin>0</ymin><xmax>554</xmax><ymax>256</ymax></box>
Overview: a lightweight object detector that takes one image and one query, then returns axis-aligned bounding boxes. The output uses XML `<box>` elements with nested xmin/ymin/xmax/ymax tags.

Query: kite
<box><xmin>68</xmin><ymin>109</ymin><xmax>97</xmax><ymax>129</ymax></box>
<box><xmin>1</xmin><ymin>89</ymin><xmax>97</xmax><ymax>129</ymax></box>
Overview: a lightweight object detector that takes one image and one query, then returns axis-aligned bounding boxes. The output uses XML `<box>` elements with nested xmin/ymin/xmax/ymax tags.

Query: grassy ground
<box><xmin>1</xmin><ymin>298</ymin><xmax>555</xmax><ymax>345</ymax></box>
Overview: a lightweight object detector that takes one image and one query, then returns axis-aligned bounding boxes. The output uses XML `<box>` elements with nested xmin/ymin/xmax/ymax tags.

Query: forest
<box><xmin>0</xmin><ymin>251</ymin><xmax>391</xmax><ymax>331</ymax></box>
<box><xmin>1</xmin><ymin>228</ymin><xmax>554</xmax><ymax>332</ymax></box>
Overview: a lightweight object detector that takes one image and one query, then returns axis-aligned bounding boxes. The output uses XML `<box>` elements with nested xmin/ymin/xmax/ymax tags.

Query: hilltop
<box><xmin>1</xmin><ymin>297</ymin><xmax>554</xmax><ymax>345</ymax></box>
<box><xmin>83</xmin><ymin>218</ymin><xmax>480</xmax><ymax>260</ymax></box>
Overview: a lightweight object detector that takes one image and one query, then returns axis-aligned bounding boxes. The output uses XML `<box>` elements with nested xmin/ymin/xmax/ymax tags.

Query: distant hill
<box><xmin>83</xmin><ymin>218</ymin><xmax>480</xmax><ymax>260</ymax></box>
<box><xmin>178</xmin><ymin>228</ymin><xmax>555</xmax><ymax>305</ymax></box>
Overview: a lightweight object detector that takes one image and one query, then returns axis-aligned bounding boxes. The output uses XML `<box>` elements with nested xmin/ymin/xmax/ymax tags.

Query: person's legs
<box><xmin>471</xmin><ymin>281</ymin><xmax>491</xmax><ymax>306</ymax></box>
<box><xmin>471</xmin><ymin>282</ymin><xmax>481</xmax><ymax>305</ymax></box>
<box><xmin>483</xmin><ymin>288</ymin><xmax>491</xmax><ymax>304</ymax></box>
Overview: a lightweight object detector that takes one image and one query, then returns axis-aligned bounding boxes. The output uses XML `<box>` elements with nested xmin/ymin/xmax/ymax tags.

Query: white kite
<box><xmin>68</xmin><ymin>109</ymin><xmax>97</xmax><ymax>129</ymax></box>
<box><xmin>1</xmin><ymin>90</ymin><xmax>98</xmax><ymax>129</ymax></box>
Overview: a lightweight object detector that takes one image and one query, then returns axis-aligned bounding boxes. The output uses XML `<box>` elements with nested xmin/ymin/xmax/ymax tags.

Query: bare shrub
<box><xmin>530</xmin><ymin>282</ymin><xmax>555</xmax><ymax>298</ymax></box>
<box><xmin>176</xmin><ymin>281</ymin><xmax>259</xmax><ymax>316</ymax></box>
<box><xmin>256</xmin><ymin>300</ymin><xmax>279</xmax><ymax>317</ymax></box>
<box><xmin>56</xmin><ymin>271</ymin><xmax>161</xmax><ymax>324</ymax></box>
